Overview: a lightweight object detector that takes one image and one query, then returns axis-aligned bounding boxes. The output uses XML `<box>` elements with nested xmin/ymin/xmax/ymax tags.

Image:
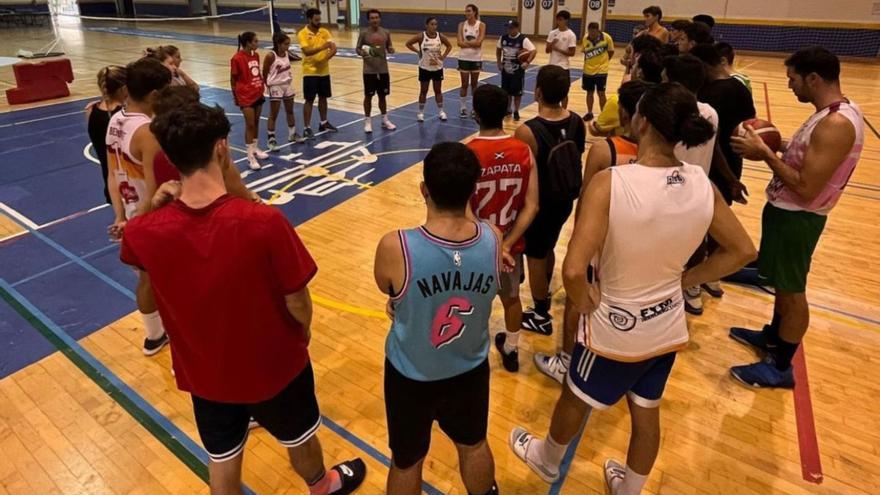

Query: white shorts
<box><xmin>267</xmin><ymin>85</ymin><xmax>295</xmax><ymax>100</ymax></box>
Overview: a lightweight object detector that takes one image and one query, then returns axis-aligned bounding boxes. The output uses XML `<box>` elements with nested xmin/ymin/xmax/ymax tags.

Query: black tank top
<box><xmin>87</xmin><ymin>102</ymin><xmax>122</xmax><ymax>167</ymax></box>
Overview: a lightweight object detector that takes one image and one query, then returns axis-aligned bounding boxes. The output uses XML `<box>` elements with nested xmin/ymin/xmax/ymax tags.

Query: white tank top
<box><xmin>767</xmin><ymin>99</ymin><xmax>864</xmax><ymax>215</ymax></box>
<box><xmin>106</xmin><ymin>109</ymin><xmax>151</xmax><ymax>220</ymax></box>
<box><xmin>265</xmin><ymin>50</ymin><xmax>292</xmax><ymax>87</ymax></box>
<box><xmin>581</xmin><ymin>163</ymin><xmax>714</xmax><ymax>361</ymax></box>
<box><xmin>419</xmin><ymin>31</ymin><xmax>444</xmax><ymax>71</ymax></box>
<box><xmin>458</xmin><ymin>20</ymin><xmax>483</xmax><ymax>62</ymax></box>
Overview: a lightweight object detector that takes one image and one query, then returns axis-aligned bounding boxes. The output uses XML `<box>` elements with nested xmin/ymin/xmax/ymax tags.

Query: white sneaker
<box><xmin>438</xmin><ymin>110</ymin><xmax>448</xmax><ymax>121</ymax></box>
<box><xmin>603</xmin><ymin>458</ymin><xmax>626</xmax><ymax>495</ymax></box>
<box><xmin>364</xmin><ymin>119</ymin><xmax>373</xmax><ymax>133</ymax></box>
<box><xmin>684</xmin><ymin>286</ymin><xmax>703</xmax><ymax>315</ymax></box>
<box><xmin>534</xmin><ymin>352</ymin><xmax>568</xmax><ymax>384</ymax></box>
<box><xmin>253</xmin><ymin>148</ymin><xmax>269</xmax><ymax>160</ymax></box>
<box><xmin>247</xmin><ymin>156</ymin><xmax>262</xmax><ymax>171</ymax></box>
<box><xmin>382</xmin><ymin>119</ymin><xmax>396</xmax><ymax>130</ymax></box>
<box><xmin>417</xmin><ymin>112</ymin><xmax>425</xmax><ymax>122</ymax></box>
<box><xmin>509</xmin><ymin>427</ymin><xmax>560</xmax><ymax>483</ymax></box>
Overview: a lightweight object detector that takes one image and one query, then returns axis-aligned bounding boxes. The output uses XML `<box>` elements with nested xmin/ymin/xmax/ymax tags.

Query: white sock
<box><xmin>539</xmin><ymin>434</ymin><xmax>568</xmax><ymax>468</ymax></box>
<box><xmin>460</xmin><ymin>98</ymin><xmax>467</xmax><ymax>112</ymax></box>
<box><xmin>288</xmin><ymin>125</ymin><xmax>296</xmax><ymax>135</ymax></box>
<box><xmin>246</xmin><ymin>141</ymin><xmax>255</xmax><ymax>157</ymax></box>
<box><xmin>503</xmin><ymin>331</ymin><xmax>520</xmax><ymax>353</ymax></box>
<box><xmin>320</xmin><ymin>120</ymin><xmax>328</xmax><ymax>125</ymax></box>
<box><xmin>141</xmin><ymin>310</ymin><xmax>164</xmax><ymax>340</ymax></box>
<box><xmin>382</xmin><ymin>113</ymin><xmax>390</xmax><ymax>122</ymax></box>
<box><xmin>616</xmin><ymin>466</ymin><xmax>648</xmax><ymax>495</ymax></box>
<box><xmin>560</xmin><ymin>351</ymin><xmax>571</xmax><ymax>367</ymax></box>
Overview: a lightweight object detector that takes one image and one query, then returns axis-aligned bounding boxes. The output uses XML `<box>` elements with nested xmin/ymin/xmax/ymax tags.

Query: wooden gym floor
<box><xmin>1</xmin><ymin>15</ymin><xmax>879</xmax><ymax>495</ymax></box>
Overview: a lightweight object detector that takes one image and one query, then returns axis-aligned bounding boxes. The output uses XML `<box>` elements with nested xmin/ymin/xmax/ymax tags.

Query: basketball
<box><xmin>517</xmin><ymin>49</ymin><xmax>531</xmax><ymax>63</ymax></box>
<box><xmin>733</xmin><ymin>118</ymin><xmax>782</xmax><ymax>153</ymax></box>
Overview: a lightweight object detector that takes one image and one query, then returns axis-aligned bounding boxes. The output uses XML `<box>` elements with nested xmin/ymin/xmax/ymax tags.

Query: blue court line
<box><xmin>547</xmin><ymin>416</ymin><xmax>588</xmax><ymax>495</ymax></box>
<box><xmin>11</xmin><ymin>243</ymin><xmax>118</xmax><ymax>287</ymax></box>
<box><xmin>321</xmin><ymin>416</ymin><xmax>444</xmax><ymax>495</ymax></box>
<box><xmin>2</xmin><ymin>190</ymin><xmax>448</xmax><ymax>495</ymax></box>
<box><xmin>0</xmin><ymin>279</ymin><xmax>257</xmax><ymax>495</ymax></box>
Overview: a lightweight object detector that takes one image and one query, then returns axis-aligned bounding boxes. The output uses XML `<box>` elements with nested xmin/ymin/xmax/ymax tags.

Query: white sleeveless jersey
<box><xmin>581</xmin><ymin>163</ymin><xmax>714</xmax><ymax>361</ymax></box>
<box><xmin>265</xmin><ymin>50</ymin><xmax>292</xmax><ymax>87</ymax></box>
<box><xmin>458</xmin><ymin>20</ymin><xmax>483</xmax><ymax>62</ymax></box>
<box><xmin>106</xmin><ymin>109</ymin><xmax>151</xmax><ymax>220</ymax></box>
<box><xmin>419</xmin><ymin>32</ymin><xmax>444</xmax><ymax>71</ymax></box>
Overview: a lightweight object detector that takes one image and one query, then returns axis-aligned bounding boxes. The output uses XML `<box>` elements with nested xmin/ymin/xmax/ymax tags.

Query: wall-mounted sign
<box><xmin>523</xmin><ymin>0</ymin><xmax>534</xmax><ymax>9</ymax></box>
<box><xmin>541</xmin><ymin>0</ymin><xmax>553</xmax><ymax>10</ymax></box>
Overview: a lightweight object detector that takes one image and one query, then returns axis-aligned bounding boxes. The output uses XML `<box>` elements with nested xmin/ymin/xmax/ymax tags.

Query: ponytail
<box><xmin>97</xmin><ymin>65</ymin><xmax>127</xmax><ymax>99</ymax></box>
<box><xmin>238</xmin><ymin>31</ymin><xmax>257</xmax><ymax>51</ymax></box>
<box><xmin>638</xmin><ymin>82</ymin><xmax>715</xmax><ymax>148</ymax></box>
<box><xmin>272</xmin><ymin>32</ymin><xmax>290</xmax><ymax>55</ymax></box>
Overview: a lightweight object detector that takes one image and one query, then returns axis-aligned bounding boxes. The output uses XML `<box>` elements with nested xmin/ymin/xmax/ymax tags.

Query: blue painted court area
<box><xmin>0</xmin><ymin>73</ymin><xmax>538</xmax><ymax>379</ymax></box>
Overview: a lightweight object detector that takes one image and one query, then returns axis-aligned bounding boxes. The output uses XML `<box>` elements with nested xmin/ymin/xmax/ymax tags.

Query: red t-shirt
<box><xmin>120</xmin><ymin>195</ymin><xmax>317</xmax><ymax>403</ymax></box>
<box><xmin>467</xmin><ymin>135</ymin><xmax>533</xmax><ymax>254</ymax></box>
<box><xmin>153</xmin><ymin>150</ymin><xmax>181</xmax><ymax>186</ymax></box>
<box><xmin>230</xmin><ymin>50</ymin><xmax>264</xmax><ymax>106</ymax></box>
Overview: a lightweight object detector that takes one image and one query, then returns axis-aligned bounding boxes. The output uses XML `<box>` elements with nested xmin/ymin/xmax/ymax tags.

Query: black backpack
<box><xmin>530</xmin><ymin>115</ymin><xmax>584</xmax><ymax>202</ymax></box>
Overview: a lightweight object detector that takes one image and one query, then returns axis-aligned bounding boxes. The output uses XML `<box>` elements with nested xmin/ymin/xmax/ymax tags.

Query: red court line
<box><xmin>792</xmin><ymin>345</ymin><xmax>823</xmax><ymax>484</ymax></box>
<box><xmin>763</xmin><ymin>81</ymin><xmax>772</xmax><ymax>122</ymax></box>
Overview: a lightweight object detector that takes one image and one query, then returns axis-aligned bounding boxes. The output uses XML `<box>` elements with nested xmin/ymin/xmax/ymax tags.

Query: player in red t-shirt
<box><xmin>121</xmin><ymin>102</ymin><xmax>365</xmax><ymax>494</ymax></box>
<box><xmin>467</xmin><ymin>84</ymin><xmax>539</xmax><ymax>372</ymax></box>
<box><xmin>231</xmin><ymin>31</ymin><xmax>269</xmax><ymax>171</ymax></box>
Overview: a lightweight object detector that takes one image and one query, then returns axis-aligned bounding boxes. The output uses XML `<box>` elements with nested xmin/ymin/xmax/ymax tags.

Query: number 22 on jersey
<box><xmin>473</xmin><ymin>178</ymin><xmax>523</xmax><ymax>227</ymax></box>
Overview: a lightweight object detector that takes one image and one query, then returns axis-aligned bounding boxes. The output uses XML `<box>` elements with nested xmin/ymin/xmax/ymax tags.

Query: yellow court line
<box><xmin>312</xmin><ymin>293</ymin><xmax>388</xmax><ymax>320</ymax></box>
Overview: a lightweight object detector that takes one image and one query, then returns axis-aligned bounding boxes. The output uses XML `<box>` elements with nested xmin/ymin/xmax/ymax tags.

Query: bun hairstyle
<box><xmin>638</xmin><ymin>82</ymin><xmax>715</xmax><ymax>148</ymax></box>
<box><xmin>97</xmin><ymin>65</ymin><xmax>127</xmax><ymax>99</ymax></box>
<box><xmin>238</xmin><ymin>31</ymin><xmax>257</xmax><ymax>51</ymax></box>
<box><xmin>144</xmin><ymin>45</ymin><xmax>179</xmax><ymax>62</ymax></box>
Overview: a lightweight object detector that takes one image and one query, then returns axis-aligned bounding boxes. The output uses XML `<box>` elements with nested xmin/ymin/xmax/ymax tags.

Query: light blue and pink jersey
<box><xmin>385</xmin><ymin>222</ymin><xmax>500</xmax><ymax>381</ymax></box>
<box><xmin>767</xmin><ymin>100</ymin><xmax>864</xmax><ymax>215</ymax></box>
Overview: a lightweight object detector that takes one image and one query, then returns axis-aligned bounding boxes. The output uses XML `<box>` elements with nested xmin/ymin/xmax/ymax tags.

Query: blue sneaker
<box><xmin>729</xmin><ymin>325</ymin><xmax>771</xmax><ymax>353</ymax></box>
<box><xmin>730</xmin><ymin>357</ymin><xmax>794</xmax><ymax>389</ymax></box>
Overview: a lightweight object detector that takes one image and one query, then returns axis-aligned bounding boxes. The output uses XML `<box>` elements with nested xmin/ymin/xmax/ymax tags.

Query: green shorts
<box><xmin>757</xmin><ymin>203</ymin><xmax>827</xmax><ymax>293</ymax></box>
<box><xmin>457</xmin><ymin>60</ymin><xmax>482</xmax><ymax>72</ymax></box>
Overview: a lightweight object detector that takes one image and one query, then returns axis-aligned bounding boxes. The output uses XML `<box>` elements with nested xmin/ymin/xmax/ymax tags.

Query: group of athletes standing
<box><xmin>82</xmin><ymin>5</ymin><xmax>866</xmax><ymax>494</ymax></box>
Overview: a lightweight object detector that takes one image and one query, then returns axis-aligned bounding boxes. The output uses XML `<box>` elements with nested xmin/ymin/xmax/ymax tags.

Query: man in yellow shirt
<box><xmin>581</xmin><ymin>22</ymin><xmax>613</xmax><ymax>122</ymax></box>
<box><xmin>299</xmin><ymin>8</ymin><xmax>338</xmax><ymax>139</ymax></box>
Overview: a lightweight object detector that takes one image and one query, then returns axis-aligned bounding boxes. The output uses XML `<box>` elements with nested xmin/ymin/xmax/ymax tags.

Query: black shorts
<box><xmin>241</xmin><ymin>96</ymin><xmax>265</xmax><ymax>110</ymax></box>
<box><xmin>501</xmin><ymin>71</ymin><xmax>525</xmax><ymax>97</ymax></box>
<box><xmin>418</xmin><ymin>67</ymin><xmax>444</xmax><ymax>82</ymax></box>
<box><xmin>582</xmin><ymin>74</ymin><xmax>608</xmax><ymax>92</ymax></box>
<box><xmin>363</xmin><ymin>73</ymin><xmax>391</xmax><ymax>97</ymax></box>
<box><xmin>524</xmin><ymin>200</ymin><xmax>574</xmax><ymax>259</ymax></box>
<box><xmin>384</xmin><ymin>359</ymin><xmax>490</xmax><ymax>469</ymax></box>
<box><xmin>191</xmin><ymin>363</ymin><xmax>321</xmax><ymax>462</ymax></box>
<box><xmin>303</xmin><ymin>75</ymin><xmax>332</xmax><ymax>102</ymax></box>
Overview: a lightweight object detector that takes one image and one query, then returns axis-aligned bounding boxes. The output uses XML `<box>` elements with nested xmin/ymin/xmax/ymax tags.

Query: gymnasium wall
<box><xmin>0</xmin><ymin>0</ymin><xmax>49</xmax><ymax>11</ymax></box>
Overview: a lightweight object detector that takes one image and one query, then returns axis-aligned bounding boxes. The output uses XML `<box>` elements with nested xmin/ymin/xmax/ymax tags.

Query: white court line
<box><xmin>0</xmin><ymin>202</ymin><xmax>39</xmax><ymax>230</ymax></box>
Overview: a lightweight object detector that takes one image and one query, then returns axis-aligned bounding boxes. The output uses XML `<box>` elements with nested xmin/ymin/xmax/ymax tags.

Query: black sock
<box><xmin>470</xmin><ymin>481</ymin><xmax>498</xmax><ymax>495</ymax></box>
<box><xmin>771</xmin><ymin>338</ymin><xmax>799</xmax><ymax>371</ymax></box>
<box><xmin>534</xmin><ymin>297</ymin><xmax>551</xmax><ymax>316</ymax></box>
<box><xmin>763</xmin><ymin>312</ymin><xmax>781</xmax><ymax>347</ymax></box>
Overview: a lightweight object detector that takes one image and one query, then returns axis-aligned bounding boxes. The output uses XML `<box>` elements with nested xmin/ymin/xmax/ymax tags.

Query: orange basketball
<box><xmin>733</xmin><ymin>118</ymin><xmax>782</xmax><ymax>153</ymax></box>
<box><xmin>517</xmin><ymin>49</ymin><xmax>532</xmax><ymax>63</ymax></box>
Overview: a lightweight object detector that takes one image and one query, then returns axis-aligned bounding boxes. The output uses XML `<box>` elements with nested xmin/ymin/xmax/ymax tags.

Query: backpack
<box><xmin>530</xmin><ymin>115</ymin><xmax>583</xmax><ymax>202</ymax></box>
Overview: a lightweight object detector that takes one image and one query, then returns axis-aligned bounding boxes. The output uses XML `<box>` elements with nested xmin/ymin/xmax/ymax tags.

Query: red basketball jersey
<box><xmin>467</xmin><ymin>135</ymin><xmax>533</xmax><ymax>254</ymax></box>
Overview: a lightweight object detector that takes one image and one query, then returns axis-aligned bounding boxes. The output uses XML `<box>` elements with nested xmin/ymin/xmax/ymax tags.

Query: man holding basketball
<box><xmin>496</xmin><ymin>20</ymin><xmax>536</xmax><ymax>121</ymax></box>
<box><xmin>729</xmin><ymin>46</ymin><xmax>864</xmax><ymax>388</ymax></box>
<box><xmin>356</xmin><ymin>9</ymin><xmax>396</xmax><ymax>134</ymax></box>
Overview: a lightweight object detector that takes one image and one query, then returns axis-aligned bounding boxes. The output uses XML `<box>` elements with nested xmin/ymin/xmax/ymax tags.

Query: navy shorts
<box><xmin>581</xmin><ymin>74</ymin><xmax>608</xmax><ymax>92</ymax></box>
<box><xmin>567</xmin><ymin>344</ymin><xmax>676</xmax><ymax>410</ymax></box>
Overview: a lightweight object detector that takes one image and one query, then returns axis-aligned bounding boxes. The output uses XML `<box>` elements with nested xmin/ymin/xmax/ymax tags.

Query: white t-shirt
<box><xmin>547</xmin><ymin>28</ymin><xmax>577</xmax><ymax>70</ymax></box>
<box><xmin>674</xmin><ymin>102</ymin><xmax>719</xmax><ymax>175</ymax></box>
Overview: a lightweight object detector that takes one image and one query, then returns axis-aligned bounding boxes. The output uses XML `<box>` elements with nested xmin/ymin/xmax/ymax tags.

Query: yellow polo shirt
<box><xmin>299</xmin><ymin>27</ymin><xmax>332</xmax><ymax>76</ymax></box>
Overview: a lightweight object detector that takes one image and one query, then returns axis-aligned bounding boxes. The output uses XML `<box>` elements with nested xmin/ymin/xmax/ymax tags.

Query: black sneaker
<box><xmin>583</xmin><ymin>112</ymin><xmax>594</xmax><ymax>122</ymax></box>
<box><xmin>494</xmin><ymin>333</ymin><xmax>519</xmax><ymax>372</ymax></box>
<box><xmin>513</xmin><ymin>111</ymin><xmax>520</xmax><ymax>121</ymax></box>
<box><xmin>143</xmin><ymin>332</ymin><xmax>169</xmax><ymax>356</ymax></box>
<box><xmin>303</xmin><ymin>127</ymin><xmax>315</xmax><ymax>140</ymax></box>
<box><xmin>328</xmin><ymin>458</ymin><xmax>366</xmax><ymax>494</ymax></box>
<box><xmin>521</xmin><ymin>308</ymin><xmax>553</xmax><ymax>335</ymax></box>
<box><xmin>319</xmin><ymin>122</ymin><xmax>338</xmax><ymax>133</ymax></box>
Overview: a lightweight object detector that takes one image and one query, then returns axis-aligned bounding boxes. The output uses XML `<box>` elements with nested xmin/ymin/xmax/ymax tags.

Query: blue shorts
<box><xmin>566</xmin><ymin>344</ymin><xmax>676</xmax><ymax>410</ymax></box>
